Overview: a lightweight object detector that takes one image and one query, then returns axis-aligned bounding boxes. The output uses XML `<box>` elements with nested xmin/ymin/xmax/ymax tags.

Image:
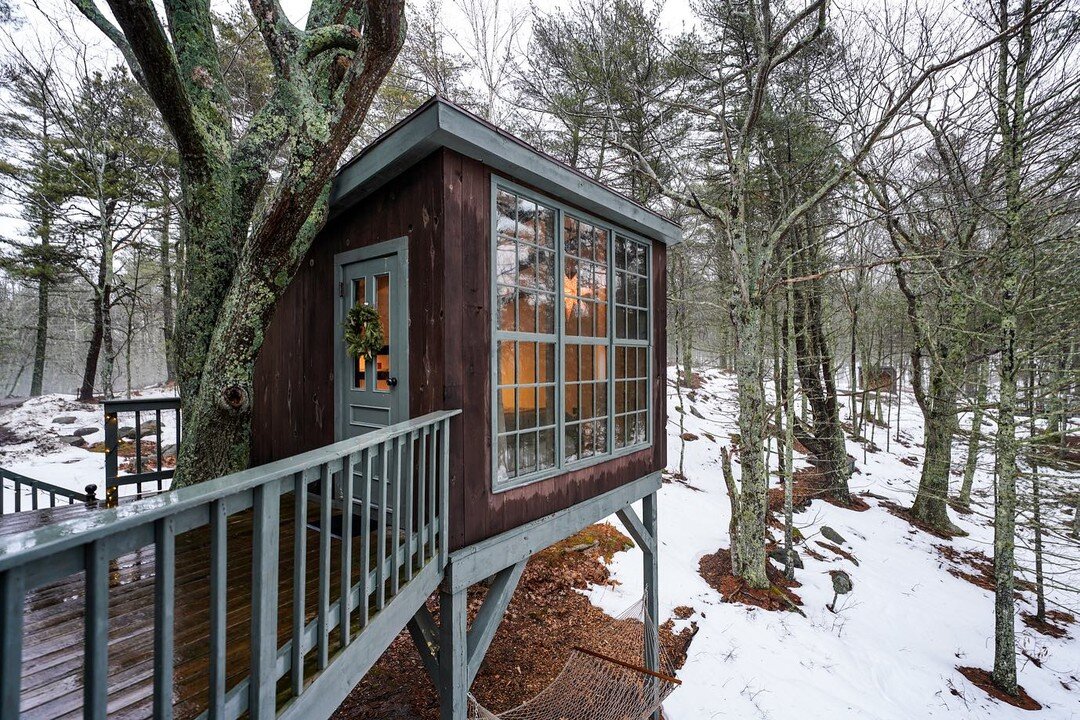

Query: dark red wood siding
<box><xmin>252</xmin><ymin>148</ymin><xmax>669</xmax><ymax>551</ymax></box>
<box><xmin>252</xmin><ymin>152</ymin><xmax>446</xmax><ymax>464</ymax></box>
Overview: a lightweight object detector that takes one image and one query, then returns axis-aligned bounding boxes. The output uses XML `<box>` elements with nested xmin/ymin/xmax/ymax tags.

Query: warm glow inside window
<box><xmin>494</xmin><ymin>185</ymin><xmax>651</xmax><ymax>487</ymax></box>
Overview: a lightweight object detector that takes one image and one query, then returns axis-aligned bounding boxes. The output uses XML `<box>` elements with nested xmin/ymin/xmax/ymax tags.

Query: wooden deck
<box><xmin>7</xmin><ymin>496</ymin><xmax>362</xmax><ymax>719</ymax></box>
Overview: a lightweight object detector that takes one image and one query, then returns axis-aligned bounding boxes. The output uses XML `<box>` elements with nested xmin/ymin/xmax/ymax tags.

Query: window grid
<box><xmin>493</xmin><ymin>181</ymin><xmax>651</xmax><ymax>489</ymax></box>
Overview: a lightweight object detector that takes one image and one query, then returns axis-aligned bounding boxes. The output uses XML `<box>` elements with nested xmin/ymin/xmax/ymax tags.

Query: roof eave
<box><xmin>330</xmin><ymin>101</ymin><xmax>683</xmax><ymax>245</ymax></box>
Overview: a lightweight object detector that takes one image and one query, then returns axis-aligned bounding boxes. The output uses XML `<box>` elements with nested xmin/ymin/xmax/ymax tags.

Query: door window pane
<box><xmin>352</xmin><ymin>278</ymin><xmax>367</xmax><ymax>389</ymax></box>
<box><xmin>375</xmin><ymin>273</ymin><xmax>392</xmax><ymax>391</ymax></box>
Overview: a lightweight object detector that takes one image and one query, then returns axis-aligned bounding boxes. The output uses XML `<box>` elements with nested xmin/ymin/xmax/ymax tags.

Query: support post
<box><xmin>438</xmin><ymin>581</ymin><xmax>468</xmax><ymax>720</ymax></box>
<box><xmin>642</xmin><ymin>492</ymin><xmax>660</xmax><ymax>720</ymax></box>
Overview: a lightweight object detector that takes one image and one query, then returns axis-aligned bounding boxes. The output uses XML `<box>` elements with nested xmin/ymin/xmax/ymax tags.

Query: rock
<box><xmin>820</xmin><ymin>525</ymin><xmax>846</xmax><ymax>545</ymax></box>
<box><xmin>831</xmin><ymin>570</ymin><xmax>853</xmax><ymax>595</ymax></box>
<box><xmin>52</xmin><ymin>415</ymin><xmax>77</xmax><ymax>425</ymax></box>
<box><xmin>118</xmin><ymin>426</ymin><xmax>136</xmax><ymax>440</ymax></box>
<box><xmin>138</xmin><ymin>421</ymin><xmax>162</xmax><ymax>438</ymax></box>
<box><xmin>73</xmin><ymin>427</ymin><xmax>99</xmax><ymax>437</ymax></box>
<box><xmin>161</xmin><ymin>444</ymin><xmax>177</xmax><ymax>458</ymax></box>
<box><xmin>768</xmin><ymin>548</ymin><xmax>804</xmax><ymax>569</ymax></box>
<box><xmin>58</xmin><ymin>435</ymin><xmax>86</xmax><ymax>447</ymax></box>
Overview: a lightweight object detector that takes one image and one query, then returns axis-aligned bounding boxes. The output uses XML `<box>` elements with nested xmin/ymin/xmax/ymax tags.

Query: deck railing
<box><xmin>0</xmin><ymin>466</ymin><xmax>96</xmax><ymax>515</ymax></box>
<box><xmin>103</xmin><ymin>396</ymin><xmax>182</xmax><ymax>501</ymax></box>
<box><xmin>0</xmin><ymin>409</ymin><xmax>458</xmax><ymax>720</ymax></box>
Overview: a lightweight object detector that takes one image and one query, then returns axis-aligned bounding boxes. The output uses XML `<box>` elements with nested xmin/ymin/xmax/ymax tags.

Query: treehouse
<box><xmin>251</xmin><ymin>96</ymin><xmax>680</xmax><ymax>551</ymax></box>
<box><xmin>0</xmin><ymin>97</ymin><xmax>682</xmax><ymax>720</ymax></box>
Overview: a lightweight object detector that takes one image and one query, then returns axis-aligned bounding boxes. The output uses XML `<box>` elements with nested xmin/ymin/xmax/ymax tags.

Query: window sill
<box><xmin>491</xmin><ymin>442</ymin><xmax>652</xmax><ymax>494</ymax></box>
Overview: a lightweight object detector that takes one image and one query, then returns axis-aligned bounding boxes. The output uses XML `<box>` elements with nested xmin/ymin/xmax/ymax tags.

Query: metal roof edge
<box><xmin>329</xmin><ymin>99</ymin><xmax>683</xmax><ymax>245</ymax></box>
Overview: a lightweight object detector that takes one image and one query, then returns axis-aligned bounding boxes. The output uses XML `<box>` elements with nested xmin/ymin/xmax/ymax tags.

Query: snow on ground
<box><xmin>0</xmin><ymin>388</ymin><xmax>179</xmax><ymax>505</ymax></box>
<box><xmin>591</xmin><ymin>368</ymin><xmax>1080</xmax><ymax>720</ymax></box>
<box><xmin>2</xmin><ymin>374</ymin><xmax>1078</xmax><ymax>718</ymax></box>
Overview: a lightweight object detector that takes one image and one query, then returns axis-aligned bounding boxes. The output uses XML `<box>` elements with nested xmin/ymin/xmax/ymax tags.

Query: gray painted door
<box><xmin>338</xmin><ymin>250</ymin><xmax>408</xmax><ymax>440</ymax></box>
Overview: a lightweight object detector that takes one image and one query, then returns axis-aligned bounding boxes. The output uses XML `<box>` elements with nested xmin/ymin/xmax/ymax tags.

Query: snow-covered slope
<box><xmin>0</xmin><ymin>389</ymin><xmax>179</xmax><ymax>504</ymax></box>
<box><xmin>590</xmin><ymin>369</ymin><xmax>1080</xmax><ymax>720</ymax></box>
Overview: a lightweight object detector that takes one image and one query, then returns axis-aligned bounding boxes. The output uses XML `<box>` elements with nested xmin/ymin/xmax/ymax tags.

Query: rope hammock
<box><xmin>468</xmin><ymin>598</ymin><xmax>681</xmax><ymax>720</ymax></box>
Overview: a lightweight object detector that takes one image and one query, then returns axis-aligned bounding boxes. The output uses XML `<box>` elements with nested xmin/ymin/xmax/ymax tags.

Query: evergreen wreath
<box><xmin>344</xmin><ymin>303</ymin><xmax>384</xmax><ymax>360</ymax></box>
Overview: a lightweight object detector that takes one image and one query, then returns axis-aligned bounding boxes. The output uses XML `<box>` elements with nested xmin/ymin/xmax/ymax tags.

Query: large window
<box><xmin>494</xmin><ymin>182</ymin><xmax>652</xmax><ymax>489</ymax></box>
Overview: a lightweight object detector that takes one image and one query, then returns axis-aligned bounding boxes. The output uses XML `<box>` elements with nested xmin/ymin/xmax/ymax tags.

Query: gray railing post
<box><xmin>439</xmin><ymin>418</ymin><xmax>451</xmax><ymax>567</ymax></box>
<box><xmin>104</xmin><ymin>406</ymin><xmax>119</xmax><ymax>506</ymax></box>
<box><xmin>0</xmin><ymin>569</ymin><xmax>25</xmax><ymax>719</ymax></box>
<box><xmin>250</xmin><ymin>483</ymin><xmax>281</xmax><ymax>720</ymax></box>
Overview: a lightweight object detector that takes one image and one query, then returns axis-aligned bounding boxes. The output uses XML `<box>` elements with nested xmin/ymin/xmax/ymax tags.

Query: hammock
<box><xmin>468</xmin><ymin>598</ymin><xmax>681</xmax><ymax>720</ymax></box>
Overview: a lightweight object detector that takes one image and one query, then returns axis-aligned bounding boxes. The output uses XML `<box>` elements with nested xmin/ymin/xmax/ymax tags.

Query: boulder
<box><xmin>58</xmin><ymin>435</ymin><xmax>86</xmax><ymax>447</ymax></box>
<box><xmin>768</xmin><ymin>548</ymin><xmax>804</xmax><ymax>569</ymax></box>
<box><xmin>52</xmin><ymin>415</ymin><xmax>77</xmax><ymax>425</ymax></box>
<box><xmin>831</xmin><ymin>570</ymin><xmax>853</xmax><ymax>595</ymax></box>
<box><xmin>820</xmin><ymin>525</ymin><xmax>846</xmax><ymax>545</ymax></box>
<box><xmin>161</xmin><ymin>444</ymin><xmax>177</xmax><ymax>458</ymax></box>
<box><xmin>73</xmin><ymin>427</ymin><xmax>99</xmax><ymax>437</ymax></box>
<box><xmin>118</xmin><ymin>426</ymin><xmax>136</xmax><ymax>440</ymax></box>
<box><xmin>138</xmin><ymin>421</ymin><xmax>162</xmax><ymax>438</ymax></box>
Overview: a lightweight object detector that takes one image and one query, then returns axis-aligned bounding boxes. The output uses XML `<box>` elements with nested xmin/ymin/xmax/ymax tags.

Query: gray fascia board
<box><xmin>330</xmin><ymin>101</ymin><xmax>683</xmax><ymax>245</ymax></box>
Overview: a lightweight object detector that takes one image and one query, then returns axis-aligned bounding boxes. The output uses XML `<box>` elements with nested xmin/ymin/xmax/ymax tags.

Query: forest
<box><xmin>0</xmin><ymin>0</ymin><xmax>1078</xmax><ymax>717</ymax></box>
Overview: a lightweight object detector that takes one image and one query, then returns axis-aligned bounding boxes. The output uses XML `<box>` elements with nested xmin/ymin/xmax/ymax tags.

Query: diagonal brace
<box><xmin>407</xmin><ymin>605</ymin><xmax>441</xmax><ymax>684</ymax></box>
<box><xmin>406</xmin><ymin>559</ymin><xmax>528</xmax><ymax>693</ymax></box>
<box><xmin>466</xmin><ymin>560</ymin><xmax>526</xmax><ymax>685</ymax></box>
<box><xmin>616</xmin><ymin>505</ymin><xmax>654</xmax><ymax>552</ymax></box>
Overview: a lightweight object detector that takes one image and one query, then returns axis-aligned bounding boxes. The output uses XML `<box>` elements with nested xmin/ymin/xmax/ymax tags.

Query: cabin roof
<box><xmin>331</xmin><ymin>97</ymin><xmax>683</xmax><ymax>245</ymax></box>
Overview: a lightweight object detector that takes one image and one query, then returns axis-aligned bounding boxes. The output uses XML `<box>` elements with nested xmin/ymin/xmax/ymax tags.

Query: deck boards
<box><xmin>3</xmin><ymin>496</ymin><xmax>365</xmax><ymax>720</ymax></box>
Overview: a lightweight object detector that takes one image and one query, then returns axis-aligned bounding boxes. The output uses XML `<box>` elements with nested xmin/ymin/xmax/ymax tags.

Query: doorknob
<box><xmin>388</xmin><ymin>377</ymin><xmax>398</xmax><ymax>388</ymax></box>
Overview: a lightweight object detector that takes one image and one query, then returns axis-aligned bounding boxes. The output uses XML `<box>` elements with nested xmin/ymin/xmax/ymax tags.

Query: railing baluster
<box><xmin>250</xmin><ymin>483</ymin><xmax>280</xmax><ymax>720</ymax></box>
<box><xmin>439</xmin><ymin>419</ymin><xmax>451</xmax><ymax>565</ymax></box>
<box><xmin>291</xmin><ymin>471</ymin><xmax>307</xmax><ymax>697</ymax></box>
<box><xmin>0</xmin><ymin>569</ymin><xmax>25</xmax><ymax>719</ymax></box>
<box><xmin>104</xmin><ymin>408</ymin><xmax>117</xmax><ymax>503</ymax></box>
<box><xmin>153</xmin><ymin>517</ymin><xmax>175</xmax><ymax>719</ymax></box>
<box><xmin>360</xmin><ymin>448</ymin><xmax>372</xmax><ymax>628</ymax></box>
<box><xmin>404</xmin><ymin>431</ymin><xmax>415</xmax><ymax>581</ymax></box>
<box><xmin>13</xmin><ymin>479</ymin><xmax>19</xmax><ymax>513</ymax></box>
<box><xmin>155</xmin><ymin>409</ymin><xmax>163</xmax><ymax>491</ymax></box>
<box><xmin>84</xmin><ymin>540</ymin><xmax>109</xmax><ymax>720</ymax></box>
<box><xmin>376</xmin><ymin>441</ymin><xmax>388</xmax><ymax>611</ymax></box>
<box><xmin>390</xmin><ymin>437</ymin><xmax>402</xmax><ymax>596</ymax></box>
<box><xmin>30</xmin><ymin>480</ymin><xmax>37</xmax><ymax>511</ymax></box>
<box><xmin>135</xmin><ymin>410</ymin><xmax>142</xmax><ymax>482</ymax></box>
<box><xmin>428</xmin><ymin>423</ymin><xmax>438</xmax><ymax>562</ymax></box>
<box><xmin>340</xmin><ymin>453</ymin><xmax>354</xmax><ymax>647</ymax></box>
<box><xmin>209</xmin><ymin>500</ymin><xmax>227</xmax><ymax>720</ymax></box>
<box><xmin>417</xmin><ymin>428</ymin><xmax>428</xmax><ymax>564</ymax></box>
<box><xmin>318</xmin><ymin>463</ymin><xmax>331</xmax><ymax>670</ymax></box>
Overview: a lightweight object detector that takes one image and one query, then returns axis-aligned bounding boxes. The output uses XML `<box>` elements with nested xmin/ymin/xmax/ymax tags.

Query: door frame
<box><xmin>333</xmin><ymin>236</ymin><xmax>410</xmax><ymax>442</ymax></box>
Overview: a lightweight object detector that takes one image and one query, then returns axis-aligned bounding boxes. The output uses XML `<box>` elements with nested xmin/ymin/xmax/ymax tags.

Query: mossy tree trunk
<box><xmin>958</xmin><ymin>361</ymin><xmax>988</xmax><ymax>509</ymax></box>
<box><xmin>73</xmin><ymin>0</ymin><xmax>406</xmax><ymax>485</ymax></box>
<box><xmin>791</xmin><ymin>220</ymin><xmax>851</xmax><ymax>503</ymax></box>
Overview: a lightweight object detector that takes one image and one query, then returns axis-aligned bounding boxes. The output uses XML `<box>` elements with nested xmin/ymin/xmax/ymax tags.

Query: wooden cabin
<box><xmin>0</xmin><ymin>97</ymin><xmax>682</xmax><ymax>720</ymax></box>
<box><xmin>252</xmin><ymin>97</ymin><xmax>681</xmax><ymax>551</ymax></box>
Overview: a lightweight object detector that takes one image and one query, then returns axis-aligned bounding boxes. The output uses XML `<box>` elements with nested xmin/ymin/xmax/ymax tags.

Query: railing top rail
<box><xmin>0</xmin><ymin>466</ymin><xmax>88</xmax><ymax>501</ymax></box>
<box><xmin>0</xmin><ymin>409</ymin><xmax>460</xmax><ymax>572</ymax></box>
<box><xmin>103</xmin><ymin>396</ymin><xmax>182</xmax><ymax>413</ymax></box>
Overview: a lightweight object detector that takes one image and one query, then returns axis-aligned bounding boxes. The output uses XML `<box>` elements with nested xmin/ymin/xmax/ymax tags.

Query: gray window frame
<box><xmin>490</xmin><ymin>176</ymin><xmax>653</xmax><ymax>493</ymax></box>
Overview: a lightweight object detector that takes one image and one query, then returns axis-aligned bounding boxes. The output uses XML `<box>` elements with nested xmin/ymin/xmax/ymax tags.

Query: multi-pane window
<box><xmin>613</xmin><ymin>233</ymin><xmax>650</xmax><ymax>449</ymax></box>
<box><xmin>495</xmin><ymin>190</ymin><xmax>558</xmax><ymax>482</ymax></box>
<box><xmin>494</xmin><ymin>184</ymin><xmax>651</xmax><ymax>487</ymax></box>
<box><xmin>564</xmin><ymin>216</ymin><xmax>610</xmax><ymax>462</ymax></box>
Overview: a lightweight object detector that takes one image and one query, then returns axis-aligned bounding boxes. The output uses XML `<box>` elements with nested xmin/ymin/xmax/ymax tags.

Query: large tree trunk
<box><xmin>30</xmin><ymin>274</ymin><xmax>48</xmax><ymax>397</ymax></box>
<box><xmin>792</xmin><ymin>224</ymin><xmax>851</xmax><ymax>502</ymax></box>
<box><xmin>911</xmin><ymin>363</ymin><xmax>960</xmax><ymax>531</ymax></box>
<box><xmin>160</xmin><ymin>200</ymin><xmax>177</xmax><ymax>384</ymax></box>
<box><xmin>732</xmin><ymin>295</ymin><xmax>769</xmax><ymax>589</ymax></box>
<box><xmin>78</xmin><ymin>255</ymin><xmax>109</xmax><ymax>402</ymax></box>
<box><xmin>958</xmin><ymin>362</ymin><xmax>988</xmax><ymax>508</ymax></box>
